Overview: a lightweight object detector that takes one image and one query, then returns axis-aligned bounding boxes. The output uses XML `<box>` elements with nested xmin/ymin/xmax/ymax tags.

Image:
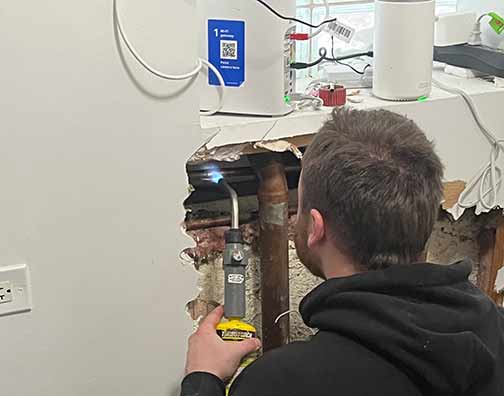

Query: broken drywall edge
<box><xmin>201</xmin><ymin>127</ymin><xmax>221</xmax><ymax>147</ymax></box>
<box><xmin>186</xmin><ymin>298</ymin><xmax>219</xmax><ymax>321</ymax></box>
<box><xmin>254</xmin><ymin>140</ymin><xmax>303</xmax><ymax>160</ymax></box>
<box><xmin>206</xmin><ymin>121</ymin><xmax>279</xmax><ymax>150</ymax></box>
<box><xmin>448</xmin><ymin>200</ymin><xmax>502</xmax><ymax>221</ymax></box>
<box><xmin>446</xmin><ymin>176</ymin><xmax>504</xmax><ymax>220</ymax></box>
<box><xmin>188</xmin><ymin>143</ymin><xmax>249</xmax><ymax>164</ymax></box>
<box><xmin>188</xmin><ymin>136</ymin><xmax>305</xmax><ymax>164</ymax></box>
<box><xmin>448</xmin><ymin>203</ymin><xmax>484</xmax><ymax>221</ymax></box>
<box><xmin>183</xmin><ymin>224</ymin><xmax>220</xmax><ymax>330</ymax></box>
<box><xmin>204</xmin><ymin>112</ymin><xmax>328</xmax><ymax>151</ymax></box>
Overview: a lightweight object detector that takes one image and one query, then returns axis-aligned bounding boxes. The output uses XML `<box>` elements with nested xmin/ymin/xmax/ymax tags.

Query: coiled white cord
<box><xmin>290</xmin><ymin>93</ymin><xmax>323</xmax><ymax>111</ymax></box>
<box><xmin>113</xmin><ymin>0</ymin><xmax>224</xmax><ymax>115</ymax></box>
<box><xmin>199</xmin><ymin>59</ymin><xmax>225</xmax><ymax>116</ymax></box>
<box><xmin>432</xmin><ymin>78</ymin><xmax>504</xmax><ymax>210</ymax></box>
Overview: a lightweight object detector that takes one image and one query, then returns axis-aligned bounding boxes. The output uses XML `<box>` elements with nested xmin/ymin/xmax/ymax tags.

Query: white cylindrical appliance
<box><xmin>373</xmin><ymin>0</ymin><xmax>435</xmax><ymax>101</ymax></box>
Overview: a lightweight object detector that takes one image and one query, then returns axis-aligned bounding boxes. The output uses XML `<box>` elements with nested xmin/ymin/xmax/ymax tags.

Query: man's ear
<box><xmin>308</xmin><ymin>209</ymin><xmax>326</xmax><ymax>249</ymax></box>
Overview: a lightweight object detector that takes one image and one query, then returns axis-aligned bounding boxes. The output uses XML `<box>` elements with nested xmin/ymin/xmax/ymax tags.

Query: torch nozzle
<box><xmin>220</xmin><ymin>179</ymin><xmax>239</xmax><ymax>229</ymax></box>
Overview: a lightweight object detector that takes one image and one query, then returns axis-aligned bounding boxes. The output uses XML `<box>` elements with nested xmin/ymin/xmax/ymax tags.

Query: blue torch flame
<box><xmin>209</xmin><ymin>169</ymin><xmax>223</xmax><ymax>184</ymax></box>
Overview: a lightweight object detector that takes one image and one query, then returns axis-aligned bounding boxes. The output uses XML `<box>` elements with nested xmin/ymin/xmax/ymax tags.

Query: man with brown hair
<box><xmin>181</xmin><ymin>108</ymin><xmax>504</xmax><ymax>396</ymax></box>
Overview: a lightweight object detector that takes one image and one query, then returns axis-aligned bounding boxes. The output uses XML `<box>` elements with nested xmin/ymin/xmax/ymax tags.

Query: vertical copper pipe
<box><xmin>258</xmin><ymin>161</ymin><xmax>290</xmax><ymax>351</ymax></box>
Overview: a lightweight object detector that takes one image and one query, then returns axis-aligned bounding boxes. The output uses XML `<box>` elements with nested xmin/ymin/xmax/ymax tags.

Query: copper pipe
<box><xmin>188</xmin><ymin>165</ymin><xmax>300</xmax><ymax>187</ymax></box>
<box><xmin>185</xmin><ymin>216</ymin><xmax>239</xmax><ymax>232</ymax></box>
<box><xmin>185</xmin><ymin>208</ymin><xmax>297</xmax><ymax>232</ymax></box>
<box><xmin>258</xmin><ymin>161</ymin><xmax>290</xmax><ymax>351</ymax></box>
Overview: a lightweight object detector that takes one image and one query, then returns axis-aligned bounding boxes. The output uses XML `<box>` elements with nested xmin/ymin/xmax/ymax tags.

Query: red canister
<box><xmin>318</xmin><ymin>85</ymin><xmax>346</xmax><ymax>107</ymax></box>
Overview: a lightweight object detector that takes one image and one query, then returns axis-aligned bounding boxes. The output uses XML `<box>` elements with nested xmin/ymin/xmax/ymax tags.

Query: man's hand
<box><xmin>185</xmin><ymin>306</ymin><xmax>261</xmax><ymax>381</ymax></box>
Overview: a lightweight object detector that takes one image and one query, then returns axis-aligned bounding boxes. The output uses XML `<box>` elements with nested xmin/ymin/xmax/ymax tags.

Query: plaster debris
<box><xmin>186</xmin><ymin>298</ymin><xmax>220</xmax><ymax>321</ymax></box>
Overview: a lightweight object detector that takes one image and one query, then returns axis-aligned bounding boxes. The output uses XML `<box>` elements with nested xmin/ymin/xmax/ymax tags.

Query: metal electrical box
<box><xmin>198</xmin><ymin>0</ymin><xmax>296</xmax><ymax>116</ymax></box>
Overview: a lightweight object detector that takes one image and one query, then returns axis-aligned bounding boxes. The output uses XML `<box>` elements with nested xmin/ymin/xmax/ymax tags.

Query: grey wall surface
<box><xmin>0</xmin><ymin>1</ymin><xmax>201</xmax><ymax>395</ymax></box>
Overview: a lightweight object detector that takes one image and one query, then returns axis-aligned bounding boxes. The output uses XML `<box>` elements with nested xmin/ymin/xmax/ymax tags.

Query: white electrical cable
<box><xmin>274</xmin><ymin>310</ymin><xmax>292</xmax><ymax>324</ymax></box>
<box><xmin>275</xmin><ymin>310</ymin><xmax>317</xmax><ymax>335</ymax></box>
<box><xmin>113</xmin><ymin>0</ymin><xmax>224</xmax><ymax>115</ymax></box>
<box><xmin>307</xmin><ymin>1</ymin><xmax>331</xmax><ymax>39</ymax></box>
<box><xmin>469</xmin><ymin>13</ymin><xmax>492</xmax><ymax>46</ymax></box>
<box><xmin>478</xmin><ymin>13</ymin><xmax>491</xmax><ymax>23</ymax></box>
<box><xmin>114</xmin><ymin>0</ymin><xmax>202</xmax><ymax>80</ymax></box>
<box><xmin>199</xmin><ymin>59</ymin><xmax>225</xmax><ymax>116</ymax></box>
<box><xmin>432</xmin><ymin>78</ymin><xmax>504</xmax><ymax>210</ymax></box>
<box><xmin>308</xmin><ymin>25</ymin><xmax>327</xmax><ymax>39</ymax></box>
<box><xmin>290</xmin><ymin>93</ymin><xmax>323</xmax><ymax>111</ymax></box>
<box><xmin>304</xmin><ymin>78</ymin><xmax>326</xmax><ymax>95</ymax></box>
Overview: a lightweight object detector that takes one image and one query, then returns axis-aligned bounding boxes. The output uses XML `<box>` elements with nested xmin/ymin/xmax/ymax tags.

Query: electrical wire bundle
<box><xmin>289</xmin><ymin>93</ymin><xmax>324</xmax><ymax>111</ymax></box>
<box><xmin>290</xmin><ymin>47</ymin><xmax>374</xmax><ymax>71</ymax></box>
<box><xmin>330</xmin><ymin>36</ymin><xmax>371</xmax><ymax>76</ymax></box>
<box><xmin>433</xmin><ymin>78</ymin><xmax>504</xmax><ymax>213</ymax></box>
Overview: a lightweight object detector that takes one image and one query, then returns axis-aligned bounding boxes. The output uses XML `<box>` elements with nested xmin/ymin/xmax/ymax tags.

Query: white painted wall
<box><xmin>0</xmin><ymin>1</ymin><xmax>201</xmax><ymax>395</ymax></box>
<box><xmin>458</xmin><ymin>0</ymin><xmax>504</xmax><ymax>49</ymax></box>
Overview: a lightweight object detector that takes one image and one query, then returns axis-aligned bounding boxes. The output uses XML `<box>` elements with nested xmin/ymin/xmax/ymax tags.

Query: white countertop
<box><xmin>200</xmin><ymin>70</ymin><xmax>503</xmax><ymax>150</ymax></box>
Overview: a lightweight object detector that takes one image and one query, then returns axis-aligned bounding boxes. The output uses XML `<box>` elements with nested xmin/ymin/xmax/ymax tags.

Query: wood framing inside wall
<box><xmin>478</xmin><ymin>217</ymin><xmax>504</xmax><ymax>306</ymax></box>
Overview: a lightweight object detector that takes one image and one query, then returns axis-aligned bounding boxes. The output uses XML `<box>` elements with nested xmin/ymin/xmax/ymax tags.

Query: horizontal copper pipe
<box><xmin>185</xmin><ymin>208</ymin><xmax>297</xmax><ymax>231</ymax></box>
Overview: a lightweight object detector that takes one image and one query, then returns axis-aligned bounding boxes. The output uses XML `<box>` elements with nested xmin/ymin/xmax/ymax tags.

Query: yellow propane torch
<box><xmin>211</xmin><ymin>172</ymin><xmax>258</xmax><ymax>387</ymax></box>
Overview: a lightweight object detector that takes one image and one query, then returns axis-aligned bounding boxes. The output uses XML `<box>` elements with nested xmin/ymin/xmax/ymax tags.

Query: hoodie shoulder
<box><xmin>230</xmin><ymin>333</ymin><xmax>421</xmax><ymax>396</ymax></box>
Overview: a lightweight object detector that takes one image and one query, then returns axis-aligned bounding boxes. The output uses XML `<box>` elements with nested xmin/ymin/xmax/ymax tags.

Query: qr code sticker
<box><xmin>220</xmin><ymin>40</ymin><xmax>238</xmax><ymax>60</ymax></box>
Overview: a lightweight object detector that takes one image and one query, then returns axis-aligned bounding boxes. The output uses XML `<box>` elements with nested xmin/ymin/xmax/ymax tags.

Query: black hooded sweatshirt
<box><xmin>181</xmin><ymin>260</ymin><xmax>504</xmax><ymax>396</ymax></box>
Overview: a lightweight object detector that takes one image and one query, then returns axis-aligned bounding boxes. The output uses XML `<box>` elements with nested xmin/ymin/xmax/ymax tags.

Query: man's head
<box><xmin>295</xmin><ymin>108</ymin><xmax>444</xmax><ymax>278</ymax></box>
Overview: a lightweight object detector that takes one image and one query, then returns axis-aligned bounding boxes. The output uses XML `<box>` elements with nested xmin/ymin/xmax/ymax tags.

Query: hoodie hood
<box><xmin>300</xmin><ymin>260</ymin><xmax>504</xmax><ymax>396</ymax></box>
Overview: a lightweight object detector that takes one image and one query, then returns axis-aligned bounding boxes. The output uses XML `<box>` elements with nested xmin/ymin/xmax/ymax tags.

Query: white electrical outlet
<box><xmin>0</xmin><ymin>264</ymin><xmax>32</xmax><ymax>317</ymax></box>
<box><xmin>0</xmin><ymin>281</ymin><xmax>13</xmax><ymax>304</ymax></box>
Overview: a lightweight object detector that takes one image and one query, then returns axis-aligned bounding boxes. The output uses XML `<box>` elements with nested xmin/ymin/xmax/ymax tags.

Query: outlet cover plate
<box><xmin>0</xmin><ymin>281</ymin><xmax>13</xmax><ymax>304</ymax></box>
<box><xmin>0</xmin><ymin>264</ymin><xmax>32</xmax><ymax>317</ymax></box>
